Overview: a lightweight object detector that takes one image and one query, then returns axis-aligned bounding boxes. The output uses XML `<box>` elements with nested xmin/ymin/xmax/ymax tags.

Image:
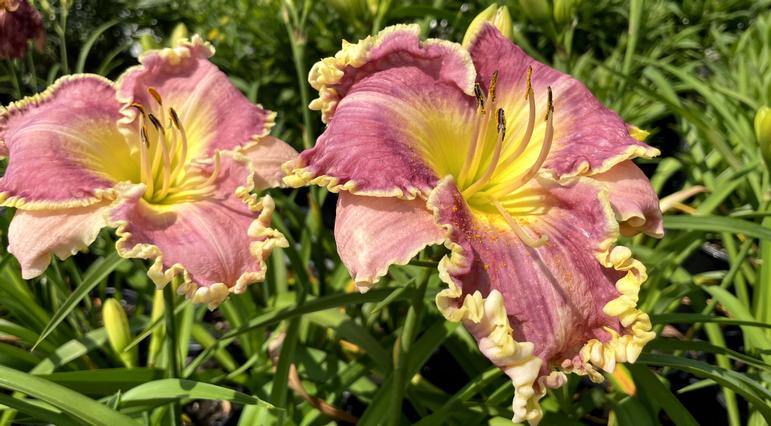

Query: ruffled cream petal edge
<box><xmin>427</xmin><ymin>176</ymin><xmax>654</xmax><ymax>425</ymax></box>
<box><xmin>111</xmin><ymin>150</ymin><xmax>288</xmax><ymax>309</ymax></box>
<box><xmin>307</xmin><ymin>24</ymin><xmax>476</xmax><ymax>124</ymax></box>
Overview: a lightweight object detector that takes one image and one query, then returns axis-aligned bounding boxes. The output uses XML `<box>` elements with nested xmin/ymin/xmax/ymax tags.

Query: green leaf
<box><xmin>637</xmin><ymin>354</ymin><xmax>771</xmax><ymax>422</ymax></box>
<box><xmin>221</xmin><ymin>287</ymin><xmax>409</xmax><ymax>339</ymax></box>
<box><xmin>663</xmin><ymin>215</ymin><xmax>771</xmax><ymax>240</ymax></box>
<box><xmin>0</xmin><ymin>393</ymin><xmax>81</xmax><ymax>426</ymax></box>
<box><xmin>75</xmin><ymin>20</ymin><xmax>120</xmax><ymax>73</ymax></box>
<box><xmin>39</xmin><ymin>368</ymin><xmax>165</xmax><ymax>396</ymax></box>
<box><xmin>651</xmin><ymin>313</ymin><xmax>771</xmax><ymax>329</ymax></box>
<box><xmin>120</xmin><ymin>379</ymin><xmax>280</xmax><ymax>413</ymax></box>
<box><xmin>33</xmin><ymin>252</ymin><xmax>125</xmax><ymax>350</ymax></box>
<box><xmin>702</xmin><ymin>286</ymin><xmax>771</xmax><ymax>354</ymax></box>
<box><xmin>0</xmin><ymin>365</ymin><xmax>137</xmax><ymax>426</ymax></box>
<box><xmin>628</xmin><ymin>365</ymin><xmax>699</xmax><ymax>426</ymax></box>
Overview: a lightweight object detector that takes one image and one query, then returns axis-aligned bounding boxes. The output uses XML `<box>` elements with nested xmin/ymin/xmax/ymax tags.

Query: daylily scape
<box><xmin>285</xmin><ymin>23</ymin><xmax>664</xmax><ymax>424</ymax></box>
<box><xmin>0</xmin><ymin>36</ymin><xmax>296</xmax><ymax>308</ymax></box>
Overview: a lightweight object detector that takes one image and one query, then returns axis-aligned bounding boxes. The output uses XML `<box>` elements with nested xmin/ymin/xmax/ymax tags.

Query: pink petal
<box><xmin>242</xmin><ymin>136</ymin><xmax>298</xmax><ymax>190</ymax></box>
<box><xmin>116</xmin><ymin>36</ymin><xmax>275</xmax><ymax>160</ymax></box>
<box><xmin>593</xmin><ymin>161</ymin><xmax>663</xmax><ymax>238</ymax></box>
<box><xmin>429</xmin><ymin>176</ymin><xmax>654</xmax><ymax>424</ymax></box>
<box><xmin>335</xmin><ymin>192</ymin><xmax>445</xmax><ymax>291</ymax></box>
<box><xmin>8</xmin><ymin>201</ymin><xmax>113</xmax><ymax>279</ymax></box>
<box><xmin>111</xmin><ymin>152</ymin><xmax>287</xmax><ymax>308</ymax></box>
<box><xmin>468</xmin><ymin>25</ymin><xmax>659</xmax><ymax>180</ymax></box>
<box><xmin>284</xmin><ymin>24</ymin><xmax>477</xmax><ymax>198</ymax></box>
<box><xmin>0</xmin><ymin>75</ymin><xmax>129</xmax><ymax>209</ymax></box>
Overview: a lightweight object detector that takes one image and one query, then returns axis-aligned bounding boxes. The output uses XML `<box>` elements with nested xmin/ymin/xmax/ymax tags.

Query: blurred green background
<box><xmin>0</xmin><ymin>0</ymin><xmax>770</xmax><ymax>425</ymax></box>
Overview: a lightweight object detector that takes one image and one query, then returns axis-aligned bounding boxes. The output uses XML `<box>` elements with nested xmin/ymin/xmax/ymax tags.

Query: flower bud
<box><xmin>755</xmin><ymin>106</ymin><xmax>771</xmax><ymax>167</ymax></box>
<box><xmin>169</xmin><ymin>23</ymin><xmax>188</xmax><ymax>48</ymax></box>
<box><xmin>102</xmin><ymin>298</ymin><xmax>137</xmax><ymax>368</ymax></box>
<box><xmin>518</xmin><ymin>0</ymin><xmax>552</xmax><ymax>26</ymax></box>
<box><xmin>139</xmin><ymin>33</ymin><xmax>159</xmax><ymax>53</ymax></box>
<box><xmin>553</xmin><ymin>0</ymin><xmax>579</xmax><ymax>26</ymax></box>
<box><xmin>462</xmin><ymin>4</ymin><xmax>513</xmax><ymax>48</ymax></box>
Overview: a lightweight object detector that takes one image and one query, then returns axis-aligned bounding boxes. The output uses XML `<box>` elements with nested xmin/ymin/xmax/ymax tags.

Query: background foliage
<box><xmin>1</xmin><ymin>0</ymin><xmax>770</xmax><ymax>424</ymax></box>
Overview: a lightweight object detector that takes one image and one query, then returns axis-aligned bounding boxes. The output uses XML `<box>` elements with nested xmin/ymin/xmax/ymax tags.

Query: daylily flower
<box><xmin>0</xmin><ymin>36</ymin><xmax>297</xmax><ymax>308</ymax></box>
<box><xmin>284</xmin><ymin>24</ymin><xmax>662</xmax><ymax>424</ymax></box>
<box><xmin>0</xmin><ymin>0</ymin><xmax>45</xmax><ymax>59</ymax></box>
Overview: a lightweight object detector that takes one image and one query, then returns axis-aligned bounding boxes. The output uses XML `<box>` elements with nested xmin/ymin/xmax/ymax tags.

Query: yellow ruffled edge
<box><xmin>0</xmin><ymin>74</ymin><xmax>124</xmax><ymax>210</ymax></box>
<box><xmin>281</xmin><ymin>158</ymin><xmax>433</xmax><ymax>201</ymax></box>
<box><xmin>427</xmin><ymin>175</ymin><xmax>655</xmax><ymax>425</ymax></box>
<box><xmin>111</xmin><ymin>150</ymin><xmax>288</xmax><ymax>310</ymax></box>
<box><xmin>307</xmin><ymin>24</ymin><xmax>476</xmax><ymax>124</ymax></box>
<box><xmin>541</xmin><ymin>143</ymin><xmax>661</xmax><ymax>185</ymax></box>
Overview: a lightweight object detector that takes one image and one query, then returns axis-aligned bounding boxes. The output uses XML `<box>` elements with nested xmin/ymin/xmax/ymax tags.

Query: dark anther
<box><xmin>545</xmin><ymin>86</ymin><xmax>554</xmax><ymax>121</ymax></box>
<box><xmin>497</xmin><ymin>108</ymin><xmax>506</xmax><ymax>137</ymax></box>
<box><xmin>148</xmin><ymin>87</ymin><xmax>163</xmax><ymax>106</ymax></box>
<box><xmin>140</xmin><ymin>126</ymin><xmax>150</xmax><ymax>148</ymax></box>
<box><xmin>147</xmin><ymin>114</ymin><xmax>164</xmax><ymax>133</ymax></box>
<box><xmin>169</xmin><ymin>108</ymin><xmax>181</xmax><ymax>129</ymax></box>
<box><xmin>474</xmin><ymin>83</ymin><xmax>486</xmax><ymax>112</ymax></box>
<box><xmin>130</xmin><ymin>103</ymin><xmax>146</xmax><ymax>115</ymax></box>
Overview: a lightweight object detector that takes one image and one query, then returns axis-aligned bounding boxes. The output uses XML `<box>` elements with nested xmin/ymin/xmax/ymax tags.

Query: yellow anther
<box><xmin>489</xmin><ymin>70</ymin><xmax>499</xmax><ymax>104</ymax></box>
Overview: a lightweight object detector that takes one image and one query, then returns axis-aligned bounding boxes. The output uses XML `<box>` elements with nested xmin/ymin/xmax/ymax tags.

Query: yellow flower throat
<box><xmin>454</xmin><ymin>67</ymin><xmax>555</xmax><ymax>247</ymax></box>
<box><xmin>132</xmin><ymin>88</ymin><xmax>221</xmax><ymax>205</ymax></box>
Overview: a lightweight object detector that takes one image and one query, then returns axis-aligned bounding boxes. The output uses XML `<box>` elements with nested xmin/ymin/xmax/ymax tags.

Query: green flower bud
<box><xmin>139</xmin><ymin>33</ymin><xmax>160</xmax><ymax>53</ymax></box>
<box><xmin>553</xmin><ymin>0</ymin><xmax>579</xmax><ymax>26</ymax></box>
<box><xmin>755</xmin><ymin>106</ymin><xmax>771</xmax><ymax>168</ymax></box>
<box><xmin>102</xmin><ymin>298</ymin><xmax>137</xmax><ymax>368</ymax></box>
<box><xmin>518</xmin><ymin>0</ymin><xmax>553</xmax><ymax>25</ymax></box>
<box><xmin>169</xmin><ymin>23</ymin><xmax>189</xmax><ymax>48</ymax></box>
<box><xmin>463</xmin><ymin>4</ymin><xmax>513</xmax><ymax>48</ymax></box>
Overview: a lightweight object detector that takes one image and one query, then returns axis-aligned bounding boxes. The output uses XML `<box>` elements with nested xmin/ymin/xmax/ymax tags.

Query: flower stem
<box><xmin>282</xmin><ymin>1</ymin><xmax>314</xmax><ymax>150</ymax></box>
<box><xmin>389</xmin><ymin>269</ymin><xmax>430</xmax><ymax>426</ymax></box>
<box><xmin>163</xmin><ymin>282</ymin><xmax>181</xmax><ymax>423</ymax></box>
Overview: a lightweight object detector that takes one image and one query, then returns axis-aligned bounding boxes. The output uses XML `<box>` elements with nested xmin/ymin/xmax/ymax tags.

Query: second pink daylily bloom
<box><xmin>285</xmin><ymin>24</ymin><xmax>663</xmax><ymax>423</ymax></box>
<box><xmin>0</xmin><ymin>36</ymin><xmax>297</xmax><ymax>308</ymax></box>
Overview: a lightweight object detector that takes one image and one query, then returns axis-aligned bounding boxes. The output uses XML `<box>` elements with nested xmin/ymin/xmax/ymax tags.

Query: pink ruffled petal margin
<box><xmin>110</xmin><ymin>151</ymin><xmax>288</xmax><ymax>309</ymax></box>
<box><xmin>0</xmin><ymin>75</ymin><xmax>130</xmax><ymax>209</ymax></box>
<box><xmin>334</xmin><ymin>192</ymin><xmax>445</xmax><ymax>291</ymax></box>
<box><xmin>283</xmin><ymin>24</ymin><xmax>477</xmax><ymax>199</ymax></box>
<box><xmin>116</xmin><ymin>35</ymin><xmax>276</xmax><ymax>161</ymax></box>
<box><xmin>430</xmin><ymin>176</ymin><xmax>654</xmax><ymax>424</ymax></box>
<box><xmin>468</xmin><ymin>24</ymin><xmax>659</xmax><ymax>180</ymax></box>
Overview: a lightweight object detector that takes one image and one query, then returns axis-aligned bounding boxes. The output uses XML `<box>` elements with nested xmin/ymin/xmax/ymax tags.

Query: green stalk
<box><xmin>389</xmin><ymin>270</ymin><xmax>430</xmax><ymax>426</ymax></box>
<box><xmin>282</xmin><ymin>1</ymin><xmax>314</xmax><ymax>150</ymax></box>
<box><xmin>55</xmin><ymin>3</ymin><xmax>69</xmax><ymax>75</ymax></box>
<box><xmin>163</xmin><ymin>283</ymin><xmax>181</xmax><ymax>424</ymax></box>
<box><xmin>756</xmin><ymin>215</ymin><xmax>771</xmax><ymax>339</ymax></box>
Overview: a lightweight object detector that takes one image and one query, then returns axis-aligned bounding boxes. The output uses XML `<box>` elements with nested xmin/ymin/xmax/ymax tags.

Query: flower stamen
<box><xmin>462</xmin><ymin>107</ymin><xmax>506</xmax><ymax>199</ymax></box>
<box><xmin>493</xmin><ymin>200</ymin><xmax>547</xmax><ymax>247</ymax></box>
<box><xmin>488</xmin><ymin>85</ymin><xmax>554</xmax><ymax>198</ymax></box>
<box><xmin>130</xmin><ymin>90</ymin><xmax>219</xmax><ymax>204</ymax></box>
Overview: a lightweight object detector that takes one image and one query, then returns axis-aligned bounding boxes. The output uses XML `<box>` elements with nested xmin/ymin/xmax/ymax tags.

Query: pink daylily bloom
<box><xmin>285</xmin><ymin>24</ymin><xmax>662</xmax><ymax>424</ymax></box>
<box><xmin>0</xmin><ymin>0</ymin><xmax>45</xmax><ymax>59</ymax></box>
<box><xmin>0</xmin><ymin>36</ymin><xmax>297</xmax><ymax>308</ymax></box>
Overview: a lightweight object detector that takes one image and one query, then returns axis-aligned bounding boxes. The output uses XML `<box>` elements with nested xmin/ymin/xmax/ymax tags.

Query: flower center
<box><xmin>131</xmin><ymin>88</ymin><xmax>220</xmax><ymax>205</ymax></box>
<box><xmin>455</xmin><ymin>67</ymin><xmax>555</xmax><ymax>247</ymax></box>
